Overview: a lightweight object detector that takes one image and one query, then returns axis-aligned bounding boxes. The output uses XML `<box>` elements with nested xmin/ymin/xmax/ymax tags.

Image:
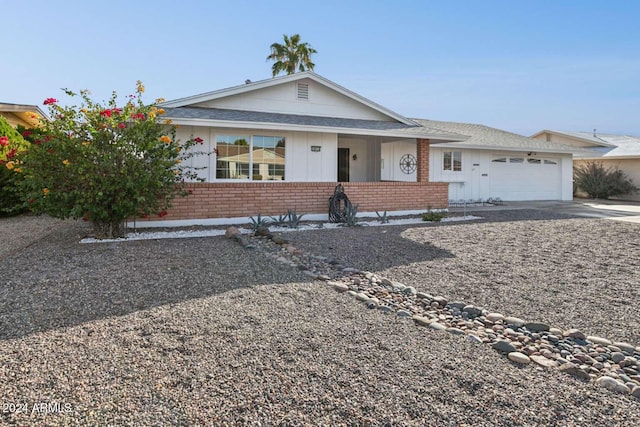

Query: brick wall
<box><xmin>142</xmin><ymin>181</ymin><xmax>448</xmax><ymax>221</ymax></box>
<box><xmin>416</xmin><ymin>138</ymin><xmax>430</xmax><ymax>182</ymax></box>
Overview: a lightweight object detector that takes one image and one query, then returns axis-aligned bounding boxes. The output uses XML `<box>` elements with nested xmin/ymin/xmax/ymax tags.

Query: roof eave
<box><xmin>167</xmin><ymin>117</ymin><xmax>463</xmax><ymax>140</ymax></box>
<box><xmin>430</xmin><ymin>142</ymin><xmax>575</xmax><ymax>154</ymax></box>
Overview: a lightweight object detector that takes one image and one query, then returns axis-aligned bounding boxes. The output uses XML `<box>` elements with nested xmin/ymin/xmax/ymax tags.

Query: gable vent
<box><xmin>296</xmin><ymin>83</ymin><xmax>309</xmax><ymax>100</ymax></box>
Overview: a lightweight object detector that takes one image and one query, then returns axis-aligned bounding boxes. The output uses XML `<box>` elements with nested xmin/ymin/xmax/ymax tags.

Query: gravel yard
<box><xmin>1</xmin><ymin>210</ymin><xmax>639</xmax><ymax>425</ymax></box>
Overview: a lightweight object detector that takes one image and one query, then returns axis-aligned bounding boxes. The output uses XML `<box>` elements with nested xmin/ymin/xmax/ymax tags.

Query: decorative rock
<box><xmin>611</xmin><ymin>352</ymin><xmax>626</xmax><ymax>364</ymax></box>
<box><xmin>366</xmin><ymin>299</ymin><xmax>379</xmax><ymax>309</ymax></box>
<box><xmin>255</xmin><ymin>226</ymin><xmax>271</xmax><ymax>237</ymax></box>
<box><xmin>613</xmin><ymin>342</ymin><xmax>637</xmax><ymax>354</ymax></box>
<box><xmin>448</xmin><ymin>302</ymin><xmax>466</xmax><ymax>311</ymax></box>
<box><xmin>504</xmin><ymin>317</ymin><xmax>525</xmax><ymax>327</ymax></box>
<box><xmin>429</xmin><ymin>322</ymin><xmax>447</xmax><ymax>331</ymax></box>
<box><xmin>492</xmin><ymin>340</ymin><xmax>518</xmax><ymax>354</ymax></box>
<box><xmin>342</xmin><ymin>267</ymin><xmax>360</xmax><ymax>274</ymax></box>
<box><xmin>225</xmin><ymin>226</ymin><xmax>241</xmax><ymax>239</ymax></box>
<box><xmin>596</xmin><ymin>376</ymin><xmax>630</xmax><ymax>394</ymax></box>
<box><xmin>467</xmin><ymin>334</ymin><xmax>483</xmax><ymax>345</ymax></box>
<box><xmin>378</xmin><ymin>305</ymin><xmax>394</xmax><ymax>314</ymax></box>
<box><xmin>523</xmin><ymin>322</ymin><xmax>550</xmax><ymax>333</ymax></box>
<box><xmin>486</xmin><ymin>313</ymin><xmax>505</xmax><ymax>323</ymax></box>
<box><xmin>563</xmin><ymin>329</ymin><xmax>586</xmax><ymax>340</ymax></box>
<box><xmin>355</xmin><ymin>292</ymin><xmax>370</xmax><ymax>302</ymax></box>
<box><xmin>530</xmin><ymin>354</ymin><xmax>559</xmax><ymax>368</ymax></box>
<box><xmin>432</xmin><ymin>296</ymin><xmax>448</xmax><ymax>307</ymax></box>
<box><xmin>462</xmin><ymin>305</ymin><xmax>483</xmax><ymax>318</ymax></box>
<box><xmin>632</xmin><ymin>386</ymin><xmax>640</xmax><ymax>399</ymax></box>
<box><xmin>270</xmin><ymin>234</ymin><xmax>288</xmax><ymax>245</ymax></box>
<box><xmin>508</xmin><ymin>352</ymin><xmax>531</xmax><ymax>365</ymax></box>
<box><xmin>447</xmin><ymin>328</ymin><xmax>465</xmax><ymax>335</ymax></box>
<box><xmin>412</xmin><ymin>316</ymin><xmax>431</xmax><ymax>327</ymax></box>
<box><xmin>330</xmin><ymin>282</ymin><xmax>349</xmax><ymax>292</ymax></box>
<box><xmin>587</xmin><ymin>336</ymin><xmax>612</xmax><ymax>346</ymax></box>
<box><xmin>397</xmin><ymin>309</ymin><xmax>412</xmax><ymax>317</ymax></box>
<box><xmin>403</xmin><ymin>286</ymin><xmax>417</xmax><ymax>296</ymax></box>
<box><xmin>416</xmin><ymin>292</ymin><xmax>432</xmax><ymax>299</ymax></box>
<box><xmin>558</xmin><ymin>362</ymin><xmax>591</xmax><ymax>381</ymax></box>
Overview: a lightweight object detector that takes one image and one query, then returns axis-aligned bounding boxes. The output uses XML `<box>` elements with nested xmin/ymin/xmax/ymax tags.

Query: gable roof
<box><xmin>414</xmin><ymin>119</ymin><xmax>576</xmax><ymax>154</ymax></box>
<box><xmin>160</xmin><ymin>71</ymin><xmax>417</xmax><ymax>126</ymax></box>
<box><xmin>565</xmin><ymin>131</ymin><xmax>640</xmax><ymax>159</ymax></box>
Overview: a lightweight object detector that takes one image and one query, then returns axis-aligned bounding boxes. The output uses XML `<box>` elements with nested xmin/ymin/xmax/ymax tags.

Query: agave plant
<box><xmin>249</xmin><ymin>214</ymin><xmax>271</xmax><ymax>231</ymax></box>
<box><xmin>344</xmin><ymin>203</ymin><xmax>359</xmax><ymax>227</ymax></box>
<box><xmin>375</xmin><ymin>210</ymin><xmax>389</xmax><ymax>224</ymax></box>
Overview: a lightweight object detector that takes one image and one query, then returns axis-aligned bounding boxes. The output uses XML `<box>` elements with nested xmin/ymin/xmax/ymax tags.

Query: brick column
<box><xmin>416</xmin><ymin>138</ymin><xmax>430</xmax><ymax>182</ymax></box>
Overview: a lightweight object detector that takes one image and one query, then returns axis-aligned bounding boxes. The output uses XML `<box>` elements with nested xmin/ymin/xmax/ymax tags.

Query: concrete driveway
<box><xmin>452</xmin><ymin>199</ymin><xmax>640</xmax><ymax>223</ymax></box>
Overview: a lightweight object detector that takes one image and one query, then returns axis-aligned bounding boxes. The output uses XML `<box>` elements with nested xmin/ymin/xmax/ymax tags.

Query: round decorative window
<box><xmin>399</xmin><ymin>154</ymin><xmax>417</xmax><ymax>174</ymax></box>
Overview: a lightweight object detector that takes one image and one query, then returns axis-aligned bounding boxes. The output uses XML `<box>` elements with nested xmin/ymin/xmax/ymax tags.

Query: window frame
<box><xmin>443</xmin><ymin>150</ymin><xmax>463</xmax><ymax>172</ymax></box>
<box><xmin>214</xmin><ymin>133</ymin><xmax>286</xmax><ymax>182</ymax></box>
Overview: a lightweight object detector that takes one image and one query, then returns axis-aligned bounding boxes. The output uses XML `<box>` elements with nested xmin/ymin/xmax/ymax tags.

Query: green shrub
<box><xmin>0</xmin><ymin>116</ymin><xmax>28</xmax><ymax>216</ymax></box>
<box><xmin>574</xmin><ymin>162</ymin><xmax>638</xmax><ymax>199</ymax></box>
<box><xmin>422</xmin><ymin>211</ymin><xmax>445</xmax><ymax>222</ymax></box>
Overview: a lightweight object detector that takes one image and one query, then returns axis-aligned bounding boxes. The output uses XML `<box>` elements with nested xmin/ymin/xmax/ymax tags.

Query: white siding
<box><xmin>176</xmin><ymin>126</ymin><xmax>337</xmax><ymax>182</ymax></box>
<box><xmin>193</xmin><ymin>78</ymin><xmax>392</xmax><ymax>121</ymax></box>
<box><xmin>338</xmin><ymin>137</ymin><xmax>380</xmax><ymax>182</ymax></box>
<box><xmin>380</xmin><ymin>140</ymin><xmax>416</xmax><ymax>182</ymax></box>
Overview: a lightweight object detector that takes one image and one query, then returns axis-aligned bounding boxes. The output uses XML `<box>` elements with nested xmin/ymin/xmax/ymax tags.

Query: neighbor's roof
<box><xmin>0</xmin><ymin>102</ymin><xmax>49</xmax><ymax>127</ymax></box>
<box><xmin>413</xmin><ymin>119</ymin><xmax>577</xmax><ymax>154</ymax></box>
<box><xmin>164</xmin><ymin>106</ymin><xmax>467</xmax><ymax>141</ymax></box>
<box><xmin>530</xmin><ymin>130</ymin><xmax>616</xmax><ymax>148</ymax></box>
<box><xmin>558</xmin><ymin>131</ymin><xmax>640</xmax><ymax>159</ymax></box>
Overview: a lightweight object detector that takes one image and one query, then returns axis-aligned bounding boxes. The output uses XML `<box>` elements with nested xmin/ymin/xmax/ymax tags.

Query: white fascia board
<box><xmin>576</xmin><ymin>154</ymin><xmax>640</xmax><ymax>160</ymax></box>
<box><xmin>169</xmin><ymin>117</ymin><xmax>464</xmax><ymax>140</ymax></box>
<box><xmin>533</xmin><ymin>130</ymin><xmax>615</xmax><ymax>148</ymax></box>
<box><xmin>429</xmin><ymin>142</ymin><xmax>575</xmax><ymax>154</ymax></box>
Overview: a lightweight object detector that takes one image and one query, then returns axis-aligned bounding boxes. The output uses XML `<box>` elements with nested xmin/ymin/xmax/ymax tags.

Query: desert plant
<box><xmin>344</xmin><ymin>203</ymin><xmax>359</xmax><ymax>227</ymax></box>
<box><xmin>249</xmin><ymin>214</ymin><xmax>271</xmax><ymax>231</ymax></box>
<box><xmin>285</xmin><ymin>208</ymin><xmax>305</xmax><ymax>228</ymax></box>
<box><xmin>269</xmin><ymin>213</ymin><xmax>288</xmax><ymax>226</ymax></box>
<box><xmin>574</xmin><ymin>161</ymin><xmax>638</xmax><ymax>199</ymax></box>
<box><xmin>422</xmin><ymin>211</ymin><xmax>445</xmax><ymax>222</ymax></box>
<box><xmin>375</xmin><ymin>210</ymin><xmax>389</xmax><ymax>224</ymax></box>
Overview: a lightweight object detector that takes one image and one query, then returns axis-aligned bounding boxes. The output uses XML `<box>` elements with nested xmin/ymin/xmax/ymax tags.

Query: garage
<box><xmin>490</xmin><ymin>155</ymin><xmax>562</xmax><ymax>200</ymax></box>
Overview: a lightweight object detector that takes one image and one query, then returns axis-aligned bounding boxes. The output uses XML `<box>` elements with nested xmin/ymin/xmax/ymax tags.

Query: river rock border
<box><xmin>226</xmin><ymin>226</ymin><xmax>640</xmax><ymax>400</ymax></box>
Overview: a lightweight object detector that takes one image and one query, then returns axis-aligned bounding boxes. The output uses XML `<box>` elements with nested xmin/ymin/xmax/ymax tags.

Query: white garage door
<box><xmin>490</xmin><ymin>155</ymin><xmax>561</xmax><ymax>200</ymax></box>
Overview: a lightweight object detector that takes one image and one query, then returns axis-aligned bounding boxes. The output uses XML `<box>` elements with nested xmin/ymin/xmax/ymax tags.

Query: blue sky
<box><xmin>3</xmin><ymin>0</ymin><xmax>639</xmax><ymax>136</ymax></box>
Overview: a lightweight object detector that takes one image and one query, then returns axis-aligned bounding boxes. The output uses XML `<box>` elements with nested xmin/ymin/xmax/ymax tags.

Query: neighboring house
<box><xmin>0</xmin><ymin>103</ymin><xmax>48</xmax><ymax>128</ymax></box>
<box><xmin>154</xmin><ymin>72</ymin><xmax>573</xmax><ymax>224</ymax></box>
<box><xmin>532</xmin><ymin>130</ymin><xmax>640</xmax><ymax>201</ymax></box>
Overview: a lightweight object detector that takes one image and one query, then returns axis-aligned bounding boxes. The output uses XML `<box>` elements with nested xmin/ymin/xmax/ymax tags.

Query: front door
<box><xmin>338</xmin><ymin>148</ymin><xmax>350</xmax><ymax>182</ymax></box>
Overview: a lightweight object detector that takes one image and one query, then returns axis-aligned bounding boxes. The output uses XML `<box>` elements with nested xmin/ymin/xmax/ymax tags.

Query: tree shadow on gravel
<box><xmin>0</xmin><ymin>222</ymin><xmax>317</xmax><ymax>341</ymax></box>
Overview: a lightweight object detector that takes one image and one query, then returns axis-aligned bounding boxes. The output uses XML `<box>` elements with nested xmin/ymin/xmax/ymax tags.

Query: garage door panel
<box><xmin>490</xmin><ymin>155</ymin><xmax>561</xmax><ymax>200</ymax></box>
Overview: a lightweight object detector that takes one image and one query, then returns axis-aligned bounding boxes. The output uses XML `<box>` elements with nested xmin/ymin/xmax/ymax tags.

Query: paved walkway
<box><xmin>450</xmin><ymin>199</ymin><xmax>640</xmax><ymax>224</ymax></box>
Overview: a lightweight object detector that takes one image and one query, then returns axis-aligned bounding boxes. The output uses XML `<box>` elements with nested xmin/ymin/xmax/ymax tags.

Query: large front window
<box><xmin>216</xmin><ymin>134</ymin><xmax>285</xmax><ymax>180</ymax></box>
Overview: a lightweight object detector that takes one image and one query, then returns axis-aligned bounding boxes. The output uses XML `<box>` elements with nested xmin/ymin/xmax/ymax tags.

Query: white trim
<box><xmin>429</xmin><ymin>142</ymin><xmax>575</xmax><ymax>154</ymax></box>
<box><xmin>126</xmin><ymin>209</ymin><xmax>435</xmax><ymax>229</ymax></box>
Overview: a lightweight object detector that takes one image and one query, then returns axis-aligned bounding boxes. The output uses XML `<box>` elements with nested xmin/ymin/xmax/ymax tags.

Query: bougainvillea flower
<box><xmin>0</xmin><ymin>136</ymin><xmax>8</xmax><ymax>146</ymax></box>
<box><xmin>100</xmin><ymin>109</ymin><xmax>113</xmax><ymax>117</ymax></box>
<box><xmin>6</xmin><ymin>149</ymin><xmax>16</xmax><ymax>158</ymax></box>
<box><xmin>21</xmin><ymin>130</ymin><xmax>32</xmax><ymax>138</ymax></box>
<box><xmin>158</xmin><ymin>210</ymin><xmax>168</xmax><ymax>217</ymax></box>
<box><xmin>112</xmin><ymin>108</ymin><xmax>122</xmax><ymax>115</ymax></box>
<box><xmin>43</xmin><ymin>98</ymin><xmax>58</xmax><ymax>105</ymax></box>
<box><xmin>194</xmin><ymin>137</ymin><xmax>204</xmax><ymax>144</ymax></box>
<box><xmin>117</xmin><ymin>123</ymin><xmax>126</xmax><ymax>129</ymax></box>
<box><xmin>34</xmin><ymin>139</ymin><xmax>42</xmax><ymax>145</ymax></box>
<box><xmin>159</xmin><ymin>135</ymin><xmax>171</xmax><ymax>144</ymax></box>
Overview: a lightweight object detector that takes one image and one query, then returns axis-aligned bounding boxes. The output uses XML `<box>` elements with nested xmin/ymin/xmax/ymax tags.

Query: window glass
<box><xmin>216</xmin><ymin>135</ymin><xmax>250</xmax><ymax>179</ymax></box>
<box><xmin>544</xmin><ymin>159</ymin><xmax>557</xmax><ymax>165</ymax></box>
<box><xmin>443</xmin><ymin>151</ymin><xmax>462</xmax><ymax>171</ymax></box>
<box><xmin>453</xmin><ymin>151</ymin><xmax>462</xmax><ymax>171</ymax></box>
<box><xmin>528</xmin><ymin>158</ymin><xmax>541</xmax><ymax>164</ymax></box>
<box><xmin>492</xmin><ymin>157</ymin><xmax>507</xmax><ymax>163</ymax></box>
<box><xmin>510</xmin><ymin>157</ymin><xmax>524</xmax><ymax>164</ymax></box>
<box><xmin>252</xmin><ymin>136</ymin><xmax>285</xmax><ymax>180</ymax></box>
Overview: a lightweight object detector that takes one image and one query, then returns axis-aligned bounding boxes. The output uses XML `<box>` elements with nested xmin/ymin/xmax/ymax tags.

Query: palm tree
<box><xmin>266</xmin><ymin>34</ymin><xmax>317</xmax><ymax>77</ymax></box>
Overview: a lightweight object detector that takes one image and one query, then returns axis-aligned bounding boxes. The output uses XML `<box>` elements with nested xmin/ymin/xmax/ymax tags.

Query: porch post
<box><xmin>416</xmin><ymin>138</ymin><xmax>430</xmax><ymax>182</ymax></box>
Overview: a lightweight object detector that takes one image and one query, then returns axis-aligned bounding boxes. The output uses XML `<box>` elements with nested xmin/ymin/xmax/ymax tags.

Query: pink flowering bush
<box><xmin>18</xmin><ymin>82</ymin><xmax>207</xmax><ymax>238</ymax></box>
<box><xmin>0</xmin><ymin>116</ymin><xmax>29</xmax><ymax>215</ymax></box>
